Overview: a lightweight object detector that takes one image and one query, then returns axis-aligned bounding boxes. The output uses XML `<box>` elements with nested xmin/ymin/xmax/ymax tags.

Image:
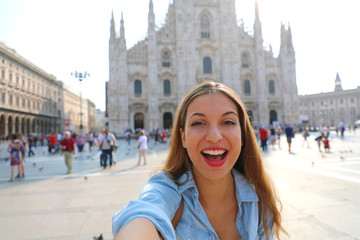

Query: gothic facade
<box><xmin>108</xmin><ymin>0</ymin><xmax>299</xmax><ymax>136</ymax></box>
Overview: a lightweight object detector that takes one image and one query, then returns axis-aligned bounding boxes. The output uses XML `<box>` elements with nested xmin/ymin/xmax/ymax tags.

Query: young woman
<box><xmin>8</xmin><ymin>134</ymin><xmax>23</xmax><ymax>182</ymax></box>
<box><xmin>112</xmin><ymin>81</ymin><xmax>286</xmax><ymax>240</ymax></box>
<box><xmin>137</xmin><ymin>130</ymin><xmax>148</xmax><ymax>166</ymax></box>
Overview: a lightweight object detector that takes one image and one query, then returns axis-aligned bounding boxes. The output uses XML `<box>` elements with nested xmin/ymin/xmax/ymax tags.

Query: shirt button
<box><xmin>194</xmin><ymin>193</ymin><xmax>197</xmax><ymax>197</ymax></box>
<box><xmin>197</xmin><ymin>209</ymin><xmax>200</xmax><ymax>214</ymax></box>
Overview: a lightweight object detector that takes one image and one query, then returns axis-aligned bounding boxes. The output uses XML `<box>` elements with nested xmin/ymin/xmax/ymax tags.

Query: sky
<box><xmin>0</xmin><ymin>0</ymin><xmax>359</xmax><ymax>111</ymax></box>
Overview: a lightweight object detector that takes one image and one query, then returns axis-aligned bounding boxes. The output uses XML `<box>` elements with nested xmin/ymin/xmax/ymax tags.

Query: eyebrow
<box><xmin>189</xmin><ymin>111</ymin><xmax>238</xmax><ymax>118</ymax></box>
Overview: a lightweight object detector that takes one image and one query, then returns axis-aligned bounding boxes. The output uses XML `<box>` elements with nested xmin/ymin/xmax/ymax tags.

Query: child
<box><xmin>323</xmin><ymin>136</ymin><xmax>330</xmax><ymax>152</ymax></box>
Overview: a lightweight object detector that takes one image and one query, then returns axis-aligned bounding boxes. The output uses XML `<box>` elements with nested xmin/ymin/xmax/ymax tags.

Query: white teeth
<box><xmin>202</xmin><ymin>150</ymin><xmax>225</xmax><ymax>155</ymax></box>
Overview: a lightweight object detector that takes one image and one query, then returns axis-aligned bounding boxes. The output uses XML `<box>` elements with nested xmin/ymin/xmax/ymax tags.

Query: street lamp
<box><xmin>71</xmin><ymin>71</ymin><xmax>90</xmax><ymax>133</ymax></box>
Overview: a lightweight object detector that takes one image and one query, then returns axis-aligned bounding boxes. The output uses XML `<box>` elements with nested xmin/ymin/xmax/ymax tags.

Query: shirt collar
<box><xmin>177</xmin><ymin>168</ymin><xmax>258</xmax><ymax>202</ymax></box>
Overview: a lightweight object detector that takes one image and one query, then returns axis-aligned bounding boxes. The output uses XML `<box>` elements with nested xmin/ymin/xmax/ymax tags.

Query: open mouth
<box><xmin>201</xmin><ymin>149</ymin><xmax>228</xmax><ymax>167</ymax></box>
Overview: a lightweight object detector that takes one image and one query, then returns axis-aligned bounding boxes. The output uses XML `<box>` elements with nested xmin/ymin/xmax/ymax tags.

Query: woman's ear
<box><xmin>180</xmin><ymin>128</ymin><xmax>187</xmax><ymax>148</ymax></box>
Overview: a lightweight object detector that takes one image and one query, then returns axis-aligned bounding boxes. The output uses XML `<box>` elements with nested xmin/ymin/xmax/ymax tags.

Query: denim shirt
<box><xmin>112</xmin><ymin>169</ymin><xmax>274</xmax><ymax>240</ymax></box>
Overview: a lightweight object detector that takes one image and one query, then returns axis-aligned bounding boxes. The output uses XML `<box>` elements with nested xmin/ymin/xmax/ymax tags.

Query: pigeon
<box><xmin>340</xmin><ymin>156</ymin><xmax>345</xmax><ymax>161</ymax></box>
<box><xmin>84</xmin><ymin>176</ymin><xmax>88</xmax><ymax>180</ymax></box>
<box><xmin>33</xmin><ymin>162</ymin><xmax>36</xmax><ymax>167</ymax></box>
<box><xmin>93</xmin><ymin>234</ymin><xmax>103</xmax><ymax>240</ymax></box>
<box><xmin>39</xmin><ymin>167</ymin><xmax>44</xmax><ymax>171</ymax></box>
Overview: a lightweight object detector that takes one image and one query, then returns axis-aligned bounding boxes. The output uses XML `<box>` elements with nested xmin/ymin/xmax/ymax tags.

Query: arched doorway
<box><xmin>26</xmin><ymin>119</ymin><xmax>31</xmax><ymax>135</ymax></box>
<box><xmin>21</xmin><ymin>118</ymin><xmax>26</xmax><ymax>134</ymax></box>
<box><xmin>163</xmin><ymin>112</ymin><xmax>173</xmax><ymax>129</ymax></box>
<box><xmin>8</xmin><ymin>116</ymin><xmax>13</xmax><ymax>136</ymax></box>
<box><xmin>134</xmin><ymin>113</ymin><xmax>144</xmax><ymax>129</ymax></box>
<box><xmin>269</xmin><ymin>110</ymin><xmax>277</xmax><ymax>124</ymax></box>
<box><xmin>15</xmin><ymin>117</ymin><xmax>19</xmax><ymax>133</ymax></box>
<box><xmin>0</xmin><ymin>115</ymin><xmax>5</xmax><ymax>136</ymax></box>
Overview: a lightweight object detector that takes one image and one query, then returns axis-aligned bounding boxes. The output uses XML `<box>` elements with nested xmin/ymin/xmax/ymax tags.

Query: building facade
<box><xmin>0</xmin><ymin>42</ymin><xmax>60</xmax><ymax>137</ymax></box>
<box><xmin>108</xmin><ymin>0</ymin><xmax>299</xmax><ymax>136</ymax></box>
<box><xmin>0</xmin><ymin>42</ymin><xmax>97</xmax><ymax>137</ymax></box>
<box><xmin>58</xmin><ymin>82</ymin><xmax>96</xmax><ymax>134</ymax></box>
<box><xmin>299</xmin><ymin>73</ymin><xmax>360</xmax><ymax>128</ymax></box>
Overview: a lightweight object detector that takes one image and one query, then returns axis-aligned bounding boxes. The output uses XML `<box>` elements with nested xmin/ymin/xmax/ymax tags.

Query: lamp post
<box><xmin>71</xmin><ymin>71</ymin><xmax>90</xmax><ymax>134</ymax></box>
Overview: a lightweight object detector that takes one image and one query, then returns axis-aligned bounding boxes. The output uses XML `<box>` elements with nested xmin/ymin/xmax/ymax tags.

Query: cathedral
<box><xmin>107</xmin><ymin>0</ymin><xmax>299</xmax><ymax>136</ymax></box>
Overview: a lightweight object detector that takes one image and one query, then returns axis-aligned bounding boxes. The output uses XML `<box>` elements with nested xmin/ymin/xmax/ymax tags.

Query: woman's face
<box><xmin>180</xmin><ymin>92</ymin><xmax>242</xmax><ymax>182</ymax></box>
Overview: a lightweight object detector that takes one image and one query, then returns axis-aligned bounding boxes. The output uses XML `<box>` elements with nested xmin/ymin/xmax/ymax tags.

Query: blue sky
<box><xmin>0</xmin><ymin>0</ymin><xmax>359</xmax><ymax>111</ymax></box>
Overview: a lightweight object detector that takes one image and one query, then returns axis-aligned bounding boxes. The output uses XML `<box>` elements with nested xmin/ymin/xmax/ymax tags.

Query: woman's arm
<box><xmin>114</xmin><ymin>218</ymin><xmax>164</xmax><ymax>240</ymax></box>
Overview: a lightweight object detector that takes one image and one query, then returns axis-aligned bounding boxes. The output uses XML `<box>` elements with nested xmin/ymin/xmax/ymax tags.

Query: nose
<box><xmin>205</xmin><ymin>124</ymin><xmax>222</xmax><ymax>143</ymax></box>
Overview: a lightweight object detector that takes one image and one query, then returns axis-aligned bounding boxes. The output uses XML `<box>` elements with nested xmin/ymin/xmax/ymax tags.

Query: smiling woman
<box><xmin>112</xmin><ymin>81</ymin><xmax>287</xmax><ymax>240</ymax></box>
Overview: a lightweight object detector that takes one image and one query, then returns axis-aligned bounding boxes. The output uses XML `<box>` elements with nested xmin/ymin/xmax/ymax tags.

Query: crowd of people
<box><xmin>254</xmin><ymin>121</ymin><xmax>356</xmax><ymax>154</ymax></box>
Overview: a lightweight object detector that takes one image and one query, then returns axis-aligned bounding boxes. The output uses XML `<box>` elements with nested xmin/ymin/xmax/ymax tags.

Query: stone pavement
<box><xmin>0</xmin><ymin>132</ymin><xmax>359</xmax><ymax>240</ymax></box>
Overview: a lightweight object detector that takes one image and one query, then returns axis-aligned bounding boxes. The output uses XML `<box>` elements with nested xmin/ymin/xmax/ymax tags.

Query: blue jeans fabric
<box><xmin>102</xmin><ymin>149</ymin><xmax>113</xmax><ymax>167</ymax></box>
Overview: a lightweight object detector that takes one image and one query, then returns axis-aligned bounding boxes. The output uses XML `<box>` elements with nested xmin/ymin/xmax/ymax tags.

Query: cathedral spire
<box><xmin>120</xmin><ymin>12</ymin><xmax>125</xmax><ymax>39</ymax></box>
<box><xmin>255</xmin><ymin>0</ymin><xmax>260</xmax><ymax>23</ymax></box>
<box><xmin>335</xmin><ymin>72</ymin><xmax>343</xmax><ymax>91</ymax></box>
<box><xmin>148</xmin><ymin>0</ymin><xmax>155</xmax><ymax>33</ymax></box>
<box><xmin>254</xmin><ymin>0</ymin><xmax>263</xmax><ymax>44</ymax></box>
<box><xmin>119</xmin><ymin>12</ymin><xmax>126</xmax><ymax>50</ymax></box>
<box><xmin>287</xmin><ymin>22</ymin><xmax>293</xmax><ymax>48</ymax></box>
<box><xmin>110</xmin><ymin>10</ymin><xmax>115</xmax><ymax>40</ymax></box>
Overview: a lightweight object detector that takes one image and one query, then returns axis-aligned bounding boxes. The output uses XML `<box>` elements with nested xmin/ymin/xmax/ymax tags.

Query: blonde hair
<box><xmin>160</xmin><ymin>81</ymin><xmax>286</xmax><ymax>240</ymax></box>
<box><xmin>140</xmin><ymin>130</ymin><xmax>146</xmax><ymax>136</ymax></box>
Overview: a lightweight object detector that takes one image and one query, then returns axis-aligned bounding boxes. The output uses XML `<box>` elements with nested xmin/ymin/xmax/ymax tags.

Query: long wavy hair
<box><xmin>160</xmin><ymin>81</ymin><xmax>286</xmax><ymax>239</ymax></box>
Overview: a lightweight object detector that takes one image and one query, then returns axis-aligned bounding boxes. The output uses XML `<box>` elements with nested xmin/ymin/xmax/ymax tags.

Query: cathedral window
<box><xmin>162</xmin><ymin>51</ymin><xmax>171</xmax><ymax>67</ymax></box>
<box><xmin>244</xmin><ymin>80</ymin><xmax>251</xmax><ymax>95</ymax></box>
<box><xmin>134</xmin><ymin>80</ymin><xmax>142</xmax><ymax>96</ymax></box>
<box><xmin>201</xmin><ymin>14</ymin><xmax>210</xmax><ymax>39</ymax></box>
<box><xmin>163</xmin><ymin>80</ymin><xmax>171</xmax><ymax>95</ymax></box>
<box><xmin>203</xmin><ymin>57</ymin><xmax>212</xmax><ymax>74</ymax></box>
<box><xmin>269</xmin><ymin>80</ymin><xmax>275</xmax><ymax>94</ymax></box>
<box><xmin>241</xmin><ymin>52</ymin><xmax>250</xmax><ymax>68</ymax></box>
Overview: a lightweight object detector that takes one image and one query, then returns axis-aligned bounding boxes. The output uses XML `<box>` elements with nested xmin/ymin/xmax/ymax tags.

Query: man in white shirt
<box><xmin>99</xmin><ymin>128</ymin><xmax>117</xmax><ymax>168</ymax></box>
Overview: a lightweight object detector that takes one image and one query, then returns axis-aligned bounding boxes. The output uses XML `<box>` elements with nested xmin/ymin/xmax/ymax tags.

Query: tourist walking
<box><xmin>99</xmin><ymin>128</ymin><xmax>117</xmax><ymax>169</ymax></box>
<box><xmin>285</xmin><ymin>124</ymin><xmax>294</xmax><ymax>153</ymax></box>
<box><xmin>302</xmin><ymin>126</ymin><xmax>310</xmax><ymax>147</ymax></box>
<box><xmin>259</xmin><ymin>126</ymin><xmax>268</xmax><ymax>152</ymax></box>
<box><xmin>276</xmin><ymin>125</ymin><xmax>282</xmax><ymax>149</ymax></box>
<box><xmin>8</xmin><ymin>134</ymin><xmax>23</xmax><ymax>182</ymax></box>
<box><xmin>60</xmin><ymin>131</ymin><xmax>76</xmax><ymax>174</ymax></box>
<box><xmin>270</xmin><ymin>124</ymin><xmax>276</xmax><ymax>150</ymax></box>
<box><xmin>137</xmin><ymin>130</ymin><xmax>148</xmax><ymax>166</ymax></box>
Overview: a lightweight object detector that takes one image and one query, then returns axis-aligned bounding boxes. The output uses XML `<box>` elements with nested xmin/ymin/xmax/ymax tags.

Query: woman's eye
<box><xmin>191</xmin><ymin>121</ymin><xmax>204</xmax><ymax>127</ymax></box>
<box><xmin>224</xmin><ymin>120</ymin><xmax>236</xmax><ymax>125</ymax></box>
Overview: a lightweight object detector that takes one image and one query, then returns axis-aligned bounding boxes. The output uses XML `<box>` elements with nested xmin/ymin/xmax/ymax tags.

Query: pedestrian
<box><xmin>270</xmin><ymin>124</ymin><xmax>276</xmax><ymax>150</ymax></box>
<box><xmin>162</xmin><ymin>129</ymin><xmax>167</xmax><ymax>143</ymax></box>
<box><xmin>284</xmin><ymin>124</ymin><xmax>294</xmax><ymax>153</ymax></box>
<box><xmin>323</xmin><ymin>136</ymin><xmax>330</xmax><ymax>152</ymax></box>
<box><xmin>8</xmin><ymin>134</ymin><xmax>23</xmax><ymax>182</ymax></box>
<box><xmin>16</xmin><ymin>133</ymin><xmax>26</xmax><ymax>179</ymax></box>
<box><xmin>48</xmin><ymin>133</ymin><xmax>57</xmax><ymax>154</ymax></box>
<box><xmin>301</xmin><ymin>126</ymin><xmax>310</xmax><ymax>148</ymax></box>
<box><xmin>259</xmin><ymin>126</ymin><xmax>268</xmax><ymax>152</ymax></box>
<box><xmin>339</xmin><ymin>123</ymin><xmax>345</xmax><ymax>139</ymax></box>
<box><xmin>87</xmin><ymin>131</ymin><xmax>94</xmax><ymax>151</ymax></box>
<box><xmin>112</xmin><ymin>81</ymin><xmax>286</xmax><ymax>240</ymax></box>
<box><xmin>137</xmin><ymin>130</ymin><xmax>148</xmax><ymax>166</ymax></box>
<box><xmin>76</xmin><ymin>134</ymin><xmax>86</xmax><ymax>157</ymax></box>
<box><xmin>314</xmin><ymin>135</ymin><xmax>323</xmax><ymax>152</ymax></box>
<box><xmin>28</xmin><ymin>135</ymin><xmax>36</xmax><ymax>157</ymax></box>
<box><xmin>125</xmin><ymin>130</ymin><xmax>131</xmax><ymax>146</ymax></box>
<box><xmin>99</xmin><ymin>128</ymin><xmax>117</xmax><ymax>169</ymax></box>
<box><xmin>60</xmin><ymin>131</ymin><xmax>76</xmax><ymax>174</ymax></box>
<box><xmin>276</xmin><ymin>125</ymin><xmax>282</xmax><ymax>149</ymax></box>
